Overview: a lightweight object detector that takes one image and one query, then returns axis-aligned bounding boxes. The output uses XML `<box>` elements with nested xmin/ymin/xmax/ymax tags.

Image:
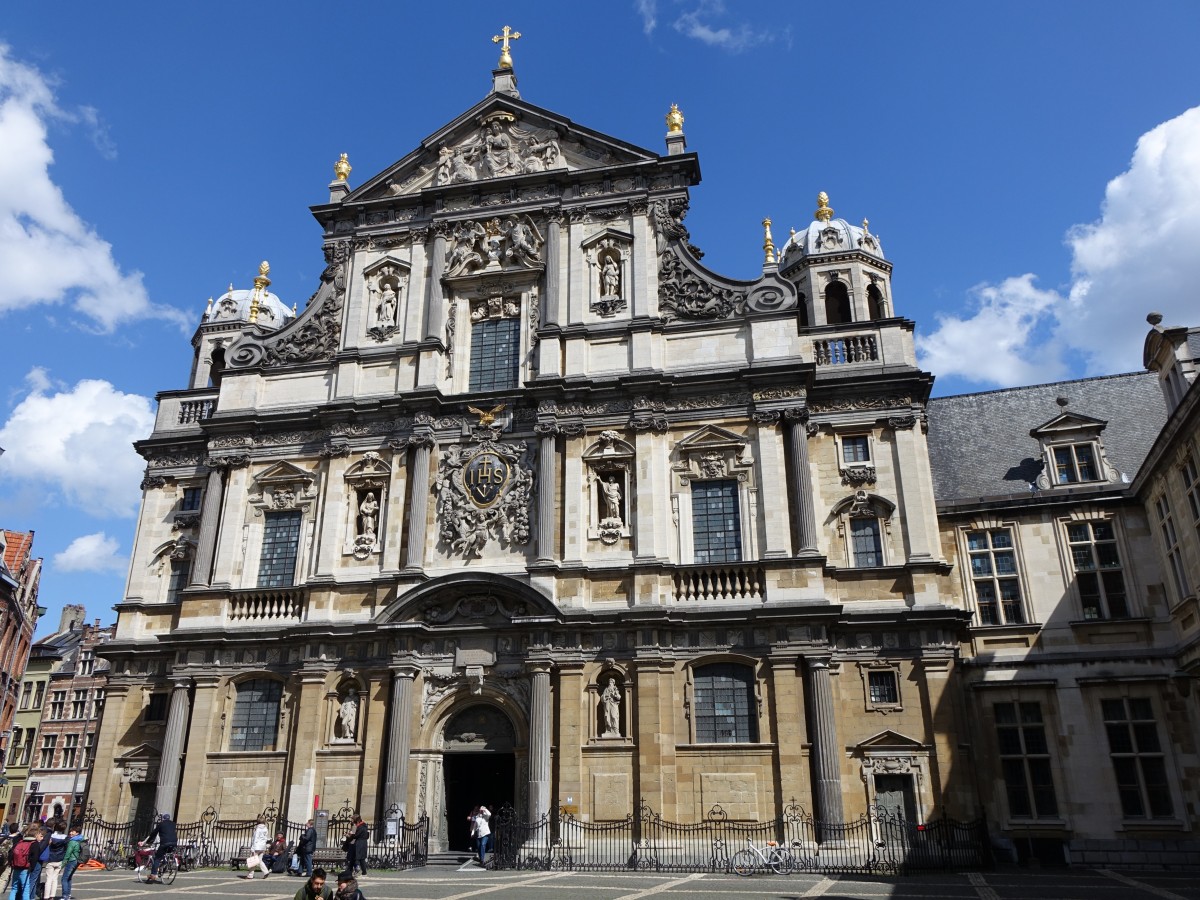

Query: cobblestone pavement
<box><xmin>50</xmin><ymin>866</ymin><xmax>1200</xmax><ymax>900</ymax></box>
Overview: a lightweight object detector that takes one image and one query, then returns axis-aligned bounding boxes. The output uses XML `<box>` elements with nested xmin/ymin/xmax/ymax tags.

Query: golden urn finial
<box><xmin>249</xmin><ymin>260</ymin><xmax>271</xmax><ymax>325</ymax></box>
<box><xmin>492</xmin><ymin>25</ymin><xmax>521</xmax><ymax>69</ymax></box>
<box><xmin>762</xmin><ymin>217</ymin><xmax>776</xmax><ymax>265</ymax></box>
<box><xmin>334</xmin><ymin>153</ymin><xmax>351</xmax><ymax>182</ymax></box>
<box><xmin>861</xmin><ymin>218</ymin><xmax>870</xmax><ymax>234</ymax></box>
<box><xmin>666</xmin><ymin>103</ymin><xmax>684</xmax><ymax>134</ymax></box>
<box><xmin>815</xmin><ymin>191</ymin><xmax>834</xmax><ymax>222</ymax></box>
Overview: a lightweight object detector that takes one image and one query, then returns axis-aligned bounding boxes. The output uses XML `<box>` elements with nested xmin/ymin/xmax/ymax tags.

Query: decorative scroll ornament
<box><xmin>657</xmin><ymin>250</ymin><xmax>746</xmax><ymax>322</ymax></box>
<box><xmin>435</xmin><ymin>438</ymin><xmax>533</xmax><ymax>558</ymax></box>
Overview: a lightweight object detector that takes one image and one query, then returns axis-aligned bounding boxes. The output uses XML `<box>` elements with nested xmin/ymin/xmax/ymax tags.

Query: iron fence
<box><xmin>490</xmin><ymin>800</ymin><xmax>991</xmax><ymax>875</ymax></box>
<box><xmin>80</xmin><ymin>800</ymin><xmax>428</xmax><ymax>871</ymax></box>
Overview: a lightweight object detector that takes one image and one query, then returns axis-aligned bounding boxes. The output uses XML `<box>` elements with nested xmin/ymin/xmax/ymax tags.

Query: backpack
<box><xmin>11</xmin><ymin>839</ymin><xmax>31</xmax><ymax>869</ymax></box>
<box><xmin>78</xmin><ymin>839</ymin><xmax>92</xmax><ymax>865</ymax></box>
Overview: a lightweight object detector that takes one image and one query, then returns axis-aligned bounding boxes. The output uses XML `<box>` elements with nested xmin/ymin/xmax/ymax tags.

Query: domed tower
<box><xmin>187</xmin><ymin>261</ymin><xmax>297</xmax><ymax>389</ymax></box>
<box><xmin>776</xmin><ymin>192</ymin><xmax>892</xmax><ymax>327</ymax></box>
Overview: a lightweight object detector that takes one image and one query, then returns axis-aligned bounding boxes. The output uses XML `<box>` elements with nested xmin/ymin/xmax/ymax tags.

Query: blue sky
<box><xmin>2</xmin><ymin>1</ymin><xmax>1199</xmax><ymax>636</ymax></box>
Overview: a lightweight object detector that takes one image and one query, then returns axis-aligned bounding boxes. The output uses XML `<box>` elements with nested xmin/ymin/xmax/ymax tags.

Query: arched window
<box><xmin>797</xmin><ymin>292</ymin><xmax>810</xmax><ymax>327</ymax></box>
<box><xmin>230</xmin><ymin>678</ymin><xmax>282</xmax><ymax>752</ymax></box>
<box><xmin>824</xmin><ymin>280</ymin><xmax>852</xmax><ymax>324</ymax></box>
<box><xmin>209</xmin><ymin>347</ymin><xmax>226</xmax><ymax>388</ymax></box>
<box><xmin>867</xmin><ymin>283</ymin><xmax>885</xmax><ymax>319</ymax></box>
<box><xmin>693</xmin><ymin>663</ymin><xmax>757</xmax><ymax>743</ymax></box>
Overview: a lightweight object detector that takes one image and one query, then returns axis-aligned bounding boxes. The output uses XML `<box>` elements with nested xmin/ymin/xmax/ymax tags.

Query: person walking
<box><xmin>297</xmin><ymin>819</ymin><xmax>317</xmax><ymax>878</ymax></box>
<box><xmin>347</xmin><ymin>816</ymin><xmax>369</xmax><ymax>878</ymax></box>
<box><xmin>60</xmin><ymin>829</ymin><xmax>83</xmax><ymax>900</ymax></box>
<box><xmin>468</xmin><ymin>806</ymin><xmax>491</xmax><ymax>868</ymax></box>
<box><xmin>7</xmin><ymin>824</ymin><xmax>40</xmax><ymax>900</ymax></box>
<box><xmin>31</xmin><ymin>822</ymin><xmax>50</xmax><ymax>900</ymax></box>
<box><xmin>242</xmin><ymin>817</ymin><xmax>270</xmax><ymax>880</ymax></box>
<box><xmin>292</xmin><ymin>866</ymin><xmax>333</xmax><ymax>900</ymax></box>
<box><xmin>42</xmin><ymin>819</ymin><xmax>67</xmax><ymax>900</ymax></box>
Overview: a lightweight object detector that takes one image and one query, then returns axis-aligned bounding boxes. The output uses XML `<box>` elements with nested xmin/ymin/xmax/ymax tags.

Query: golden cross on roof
<box><xmin>492</xmin><ymin>25</ymin><xmax>521</xmax><ymax>69</ymax></box>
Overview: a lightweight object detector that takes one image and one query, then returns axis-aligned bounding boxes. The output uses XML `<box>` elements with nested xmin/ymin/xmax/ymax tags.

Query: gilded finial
<box><xmin>292</xmin><ymin>302</ymin><xmax>298</xmax><ymax>316</ymax></box>
<box><xmin>861</xmin><ymin>218</ymin><xmax>870</xmax><ymax>234</ymax></box>
<box><xmin>666</xmin><ymin>103</ymin><xmax>684</xmax><ymax>134</ymax></box>
<box><xmin>762</xmin><ymin>217</ymin><xmax>776</xmax><ymax>265</ymax></box>
<box><xmin>815</xmin><ymin>192</ymin><xmax>833</xmax><ymax>222</ymax></box>
<box><xmin>789</xmin><ymin>227</ymin><xmax>797</xmax><ymax>239</ymax></box>
<box><xmin>255</xmin><ymin>261</ymin><xmax>271</xmax><ymax>287</ymax></box>
<box><xmin>492</xmin><ymin>25</ymin><xmax>521</xmax><ymax>69</ymax></box>
<box><xmin>334</xmin><ymin>153</ymin><xmax>351</xmax><ymax>182</ymax></box>
<box><xmin>249</xmin><ymin>260</ymin><xmax>270</xmax><ymax>325</ymax></box>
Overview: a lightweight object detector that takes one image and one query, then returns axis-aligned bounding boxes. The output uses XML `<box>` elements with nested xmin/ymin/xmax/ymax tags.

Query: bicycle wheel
<box><xmin>768</xmin><ymin>848</ymin><xmax>793</xmax><ymax>875</ymax></box>
<box><xmin>731</xmin><ymin>849</ymin><xmax>757</xmax><ymax>876</ymax></box>
<box><xmin>135</xmin><ymin>864</ymin><xmax>149</xmax><ymax>883</ymax></box>
<box><xmin>161</xmin><ymin>857</ymin><xmax>178</xmax><ymax>885</ymax></box>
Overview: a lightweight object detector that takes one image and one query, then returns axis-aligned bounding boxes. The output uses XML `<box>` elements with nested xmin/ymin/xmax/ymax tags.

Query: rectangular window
<box><xmin>84</xmin><ymin>731</ymin><xmax>95</xmax><ymax>767</ymax></box>
<box><xmin>257</xmin><ymin>510</ymin><xmax>303</xmax><ymax>588</ymax></box>
<box><xmin>230</xmin><ymin>678</ymin><xmax>283</xmax><ymax>752</ymax></box>
<box><xmin>38</xmin><ymin>735</ymin><xmax>57</xmax><ymax>769</ymax></box>
<box><xmin>91</xmin><ymin>689</ymin><xmax>105</xmax><ymax>720</ymax></box>
<box><xmin>850</xmin><ymin>518</ymin><xmax>883</xmax><ymax>567</ymax></box>
<box><xmin>1102</xmin><ymin>697</ymin><xmax>1173</xmax><ymax>819</ymax></box>
<box><xmin>842</xmin><ymin>436</ymin><xmax>871</xmax><ymax>464</ymax></box>
<box><xmin>49</xmin><ymin>691</ymin><xmax>66</xmax><ymax>721</ymax></box>
<box><xmin>691</xmin><ymin>480</ymin><xmax>742</xmax><ymax>564</ymax></box>
<box><xmin>167</xmin><ymin>559</ymin><xmax>191</xmax><ymax>603</ymax></box>
<box><xmin>994</xmin><ymin>701</ymin><xmax>1058</xmax><ymax>819</ymax></box>
<box><xmin>1183</xmin><ymin>453</ymin><xmax>1200</xmax><ymax>546</ymax></box>
<box><xmin>693</xmin><ymin>664</ymin><xmax>756</xmax><ymax>743</ymax></box>
<box><xmin>146</xmin><ymin>692</ymin><xmax>169</xmax><ymax>723</ymax></box>
<box><xmin>20</xmin><ymin>682</ymin><xmax>32</xmax><ymax>709</ymax></box>
<box><xmin>1053</xmin><ymin>443</ymin><xmax>1099</xmax><ymax>484</ymax></box>
<box><xmin>77</xmin><ymin>650</ymin><xmax>94</xmax><ymax>677</ymax></box>
<box><xmin>868</xmin><ymin>670</ymin><xmax>899</xmax><ymax>705</ymax></box>
<box><xmin>33</xmin><ymin>682</ymin><xmax>44</xmax><ymax>708</ymax></box>
<box><xmin>70</xmin><ymin>689</ymin><xmax>88</xmax><ymax>719</ymax></box>
<box><xmin>1067</xmin><ymin>521</ymin><xmax>1128</xmax><ymax>619</ymax></box>
<box><xmin>468</xmin><ymin>317</ymin><xmax>520</xmax><ymax>392</ymax></box>
<box><xmin>180</xmin><ymin>487</ymin><xmax>203</xmax><ymax>511</ymax></box>
<box><xmin>62</xmin><ymin>733</ymin><xmax>78</xmax><ymax>769</ymax></box>
<box><xmin>967</xmin><ymin>529</ymin><xmax>1025</xmax><ymax>625</ymax></box>
<box><xmin>1155</xmin><ymin>495</ymin><xmax>1190</xmax><ymax>601</ymax></box>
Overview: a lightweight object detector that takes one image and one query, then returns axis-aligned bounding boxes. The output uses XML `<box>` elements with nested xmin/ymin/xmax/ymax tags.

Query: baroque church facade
<box><xmin>89</xmin><ymin>40</ymin><xmax>1200</xmax><ymax>865</ymax></box>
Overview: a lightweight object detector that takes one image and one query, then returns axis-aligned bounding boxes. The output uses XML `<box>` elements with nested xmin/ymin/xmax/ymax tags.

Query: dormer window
<box><xmin>1053</xmin><ymin>443</ymin><xmax>1099</xmax><ymax>484</ymax></box>
<box><xmin>1030</xmin><ymin>407</ymin><xmax>1114</xmax><ymax>490</ymax></box>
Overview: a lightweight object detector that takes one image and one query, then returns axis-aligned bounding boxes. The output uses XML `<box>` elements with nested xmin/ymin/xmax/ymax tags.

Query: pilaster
<box><xmin>555</xmin><ymin>664</ymin><xmax>585</xmax><ymax>814</ymax></box>
<box><xmin>176</xmin><ymin>674</ymin><xmax>221</xmax><ymax>821</ymax></box>
<box><xmin>769</xmin><ymin>656</ymin><xmax>808</xmax><ymax>806</ymax></box>
<box><xmin>403</xmin><ymin>433</ymin><xmax>435</xmax><ymax>573</ymax></box>
<box><xmin>189</xmin><ymin>468</ymin><xmax>226</xmax><ymax>587</ymax></box>
<box><xmin>284</xmin><ymin>669</ymin><xmax>330</xmax><ymax>822</ymax></box>
<box><xmin>890</xmin><ymin>418</ymin><xmax>939</xmax><ymax>563</ymax></box>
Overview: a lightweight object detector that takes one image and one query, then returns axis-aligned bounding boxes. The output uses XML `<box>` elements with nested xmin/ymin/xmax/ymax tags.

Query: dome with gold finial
<box><xmin>776</xmin><ymin>191</ymin><xmax>885</xmax><ymax>272</ymax></box>
<box><xmin>201</xmin><ymin>260</ymin><xmax>297</xmax><ymax>330</ymax></box>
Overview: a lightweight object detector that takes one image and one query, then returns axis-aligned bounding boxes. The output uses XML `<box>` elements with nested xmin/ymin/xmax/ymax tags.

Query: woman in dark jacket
<box><xmin>344</xmin><ymin>817</ymin><xmax>369</xmax><ymax>878</ymax></box>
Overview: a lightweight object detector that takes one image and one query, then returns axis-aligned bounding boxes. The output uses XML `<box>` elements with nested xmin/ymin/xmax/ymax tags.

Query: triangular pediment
<box><xmin>254</xmin><ymin>460</ymin><xmax>315</xmax><ymax>484</ymax></box>
<box><xmin>345</xmin><ymin>95</ymin><xmax>662</xmax><ymax>202</ymax></box>
<box><xmin>114</xmin><ymin>742</ymin><xmax>162</xmax><ymax>763</ymax></box>
<box><xmin>676</xmin><ymin>424</ymin><xmax>748</xmax><ymax>451</ymax></box>
<box><xmin>1029</xmin><ymin>412</ymin><xmax>1107</xmax><ymax>439</ymax></box>
<box><xmin>855</xmin><ymin>729</ymin><xmax>926</xmax><ymax>752</ymax></box>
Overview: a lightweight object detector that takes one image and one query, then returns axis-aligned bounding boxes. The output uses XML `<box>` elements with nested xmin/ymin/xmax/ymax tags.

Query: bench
<box><xmin>229</xmin><ymin>846</ymin><xmax>346</xmax><ymax>872</ymax></box>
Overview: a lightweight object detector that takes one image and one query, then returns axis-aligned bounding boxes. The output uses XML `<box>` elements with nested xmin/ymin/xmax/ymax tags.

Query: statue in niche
<box><xmin>600</xmin><ymin>254</ymin><xmax>620</xmax><ymax>298</ymax></box>
<box><xmin>375</xmin><ymin>282</ymin><xmax>398</xmax><ymax>327</ymax></box>
<box><xmin>338</xmin><ymin>689</ymin><xmax>358</xmax><ymax>741</ymax></box>
<box><xmin>601</xmin><ymin>678</ymin><xmax>622</xmax><ymax>737</ymax></box>
<box><xmin>358</xmin><ymin>492</ymin><xmax>379</xmax><ymax>538</ymax></box>
<box><xmin>601</xmin><ymin>477</ymin><xmax>622</xmax><ymax>523</ymax></box>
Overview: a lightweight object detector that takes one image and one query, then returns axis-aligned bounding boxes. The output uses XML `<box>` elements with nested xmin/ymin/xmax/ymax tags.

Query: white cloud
<box><xmin>918</xmin><ymin>104</ymin><xmax>1200</xmax><ymax>387</ymax></box>
<box><xmin>635</xmin><ymin>0</ymin><xmax>657</xmax><ymax>34</ymax></box>
<box><xmin>0</xmin><ymin>370</ymin><xmax>154</xmax><ymax>518</ymax></box>
<box><xmin>671</xmin><ymin>1</ymin><xmax>776</xmax><ymax>53</ymax></box>
<box><xmin>54</xmin><ymin>532</ymin><xmax>127</xmax><ymax>574</ymax></box>
<box><xmin>0</xmin><ymin>43</ymin><xmax>188</xmax><ymax>332</ymax></box>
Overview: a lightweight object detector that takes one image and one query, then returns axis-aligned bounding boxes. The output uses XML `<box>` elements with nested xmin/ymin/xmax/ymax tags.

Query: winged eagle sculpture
<box><xmin>467</xmin><ymin>403</ymin><xmax>507</xmax><ymax>427</ymax></box>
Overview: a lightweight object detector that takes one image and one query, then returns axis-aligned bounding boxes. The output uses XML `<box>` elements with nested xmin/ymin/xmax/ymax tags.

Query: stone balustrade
<box><xmin>227</xmin><ymin>589</ymin><xmax>304</xmax><ymax>623</ymax></box>
<box><xmin>672</xmin><ymin>564</ymin><xmax>766</xmax><ymax>603</ymax></box>
<box><xmin>814</xmin><ymin>333</ymin><xmax>879</xmax><ymax>365</ymax></box>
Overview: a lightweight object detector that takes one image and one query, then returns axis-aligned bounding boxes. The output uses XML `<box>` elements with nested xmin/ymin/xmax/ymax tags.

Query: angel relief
<box><xmin>433</xmin><ymin>114</ymin><xmax>565</xmax><ymax>186</ymax></box>
<box><xmin>445</xmin><ymin>215</ymin><xmax>544</xmax><ymax>277</ymax></box>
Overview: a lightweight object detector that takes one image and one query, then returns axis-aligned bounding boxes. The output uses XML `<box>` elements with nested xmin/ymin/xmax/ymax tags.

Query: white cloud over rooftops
<box><xmin>0</xmin><ymin>370</ymin><xmax>154</xmax><ymax>518</ymax></box>
<box><xmin>0</xmin><ymin>43</ymin><xmax>189</xmax><ymax>332</ymax></box>
<box><xmin>54</xmin><ymin>531</ymin><xmax>127</xmax><ymax>574</ymax></box>
<box><xmin>918</xmin><ymin>104</ymin><xmax>1200</xmax><ymax>387</ymax></box>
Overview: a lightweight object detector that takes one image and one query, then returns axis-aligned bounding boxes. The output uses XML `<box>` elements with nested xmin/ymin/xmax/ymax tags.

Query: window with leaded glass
<box><xmin>229</xmin><ymin>678</ymin><xmax>283</xmax><ymax>752</ymax></box>
<box><xmin>967</xmin><ymin>529</ymin><xmax>1025</xmax><ymax>625</ymax></box>
<box><xmin>1101</xmin><ymin>697</ymin><xmax>1173</xmax><ymax>819</ymax></box>
<box><xmin>1067</xmin><ymin>521</ymin><xmax>1128</xmax><ymax>619</ymax></box>
<box><xmin>469</xmin><ymin>317</ymin><xmax>520</xmax><ymax>392</ymax></box>
<box><xmin>180</xmin><ymin>487</ymin><xmax>203</xmax><ymax>511</ymax></box>
<box><xmin>850</xmin><ymin>517</ymin><xmax>883</xmax><ymax>567</ymax></box>
<box><xmin>1053</xmin><ymin>443</ymin><xmax>1099</xmax><ymax>483</ymax></box>
<box><xmin>842</xmin><ymin>435</ymin><xmax>871</xmax><ymax>464</ymax></box>
<box><xmin>1155</xmin><ymin>495</ymin><xmax>1190</xmax><ymax>601</ymax></box>
<box><xmin>693</xmin><ymin>663</ymin><xmax>756</xmax><ymax>743</ymax></box>
<box><xmin>994</xmin><ymin>701</ymin><xmax>1058</xmax><ymax>819</ymax></box>
<box><xmin>868</xmin><ymin>670</ymin><xmax>899</xmax><ymax>705</ymax></box>
<box><xmin>257</xmin><ymin>510</ymin><xmax>302</xmax><ymax>588</ymax></box>
<box><xmin>167</xmin><ymin>558</ymin><xmax>191</xmax><ymax>603</ymax></box>
<box><xmin>1183</xmin><ymin>452</ymin><xmax>1200</xmax><ymax>546</ymax></box>
<box><xmin>691</xmin><ymin>480</ymin><xmax>742</xmax><ymax>564</ymax></box>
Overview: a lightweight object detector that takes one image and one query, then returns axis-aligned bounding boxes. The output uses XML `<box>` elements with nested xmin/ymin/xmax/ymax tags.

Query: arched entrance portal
<box><xmin>442</xmin><ymin>704</ymin><xmax>517</xmax><ymax>852</ymax></box>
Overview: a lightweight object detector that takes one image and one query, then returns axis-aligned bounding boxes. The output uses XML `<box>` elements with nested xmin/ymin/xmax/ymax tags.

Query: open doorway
<box><xmin>443</xmin><ymin>752</ymin><xmax>515</xmax><ymax>851</ymax></box>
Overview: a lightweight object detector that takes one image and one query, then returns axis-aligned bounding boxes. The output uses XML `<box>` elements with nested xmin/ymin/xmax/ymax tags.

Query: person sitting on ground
<box><xmin>335</xmin><ymin>872</ymin><xmax>365</xmax><ymax>900</ymax></box>
<box><xmin>293</xmin><ymin>866</ymin><xmax>333</xmax><ymax>900</ymax></box>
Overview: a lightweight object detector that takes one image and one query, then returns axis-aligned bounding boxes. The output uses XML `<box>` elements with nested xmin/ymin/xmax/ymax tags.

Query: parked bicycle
<box><xmin>99</xmin><ymin>839</ymin><xmax>135</xmax><ymax>870</ymax></box>
<box><xmin>731</xmin><ymin>838</ymin><xmax>795</xmax><ymax>876</ymax></box>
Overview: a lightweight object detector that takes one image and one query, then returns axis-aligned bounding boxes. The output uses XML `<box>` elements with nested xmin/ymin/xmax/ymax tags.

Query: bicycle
<box><xmin>99</xmin><ymin>840</ymin><xmax>134</xmax><ymax>870</ymax></box>
<box><xmin>136</xmin><ymin>851</ymin><xmax>181</xmax><ymax>885</ymax></box>
<box><xmin>730</xmin><ymin>837</ymin><xmax>793</xmax><ymax>876</ymax></box>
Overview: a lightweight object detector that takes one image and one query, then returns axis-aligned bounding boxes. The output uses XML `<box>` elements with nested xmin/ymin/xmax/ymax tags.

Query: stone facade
<box><xmin>88</xmin><ymin>58</ymin><xmax>1200</xmax><ymax>866</ymax></box>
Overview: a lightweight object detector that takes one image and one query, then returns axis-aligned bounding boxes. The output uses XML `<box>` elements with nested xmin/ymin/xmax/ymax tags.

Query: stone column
<box><xmin>383</xmin><ymin>666</ymin><xmax>418</xmax><ymax>817</ymax></box>
<box><xmin>785</xmin><ymin>410</ymin><xmax>820</xmax><ymax>557</ymax></box>
<box><xmin>154</xmin><ymin>677</ymin><xmax>193</xmax><ymax>817</ymax></box>
<box><xmin>424</xmin><ymin>229</ymin><xmax>447</xmax><ymax>342</ymax></box>
<box><xmin>805</xmin><ymin>657</ymin><xmax>844</xmax><ymax>834</ymax></box>
<box><xmin>528</xmin><ymin>662</ymin><xmax>553</xmax><ymax>819</ymax></box>
<box><xmin>189</xmin><ymin>467</ymin><xmax>226</xmax><ymax>586</ymax></box>
<box><xmin>535</xmin><ymin>427</ymin><xmax>557</xmax><ymax>563</ymax></box>
<box><xmin>403</xmin><ymin>433</ymin><xmax>435</xmax><ymax>573</ymax></box>
<box><xmin>543</xmin><ymin>215</ymin><xmax>562</xmax><ymax>327</ymax></box>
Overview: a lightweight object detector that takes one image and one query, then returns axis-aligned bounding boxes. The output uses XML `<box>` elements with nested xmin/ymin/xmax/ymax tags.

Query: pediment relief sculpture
<box><xmin>433</xmin><ymin>115</ymin><xmax>567</xmax><ymax>187</ymax></box>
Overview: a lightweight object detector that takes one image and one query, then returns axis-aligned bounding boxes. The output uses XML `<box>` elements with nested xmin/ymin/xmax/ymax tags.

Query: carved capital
<box><xmin>751</xmin><ymin>410</ymin><xmax>781</xmax><ymax>425</ymax></box>
<box><xmin>630</xmin><ymin>414</ymin><xmax>669</xmax><ymax>432</ymax></box>
<box><xmin>205</xmin><ymin>452</ymin><xmax>250</xmax><ymax>470</ymax></box>
<box><xmin>320</xmin><ymin>440</ymin><xmax>352</xmax><ymax>459</ymax></box>
<box><xmin>887</xmin><ymin>415</ymin><xmax>917</xmax><ymax>431</ymax></box>
<box><xmin>408</xmin><ymin>432</ymin><xmax>436</xmax><ymax>451</ymax></box>
<box><xmin>783</xmin><ymin>407</ymin><xmax>810</xmax><ymax>423</ymax></box>
<box><xmin>534</xmin><ymin>422</ymin><xmax>560</xmax><ymax>437</ymax></box>
<box><xmin>141</xmin><ymin>473</ymin><xmax>167</xmax><ymax>490</ymax></box>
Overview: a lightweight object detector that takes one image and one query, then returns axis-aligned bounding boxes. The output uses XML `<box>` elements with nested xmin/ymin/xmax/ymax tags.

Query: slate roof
<box><xmin>926</xmin><ymin>372</ymin><xmax>1167</xmax><ymax>503</ymax></box>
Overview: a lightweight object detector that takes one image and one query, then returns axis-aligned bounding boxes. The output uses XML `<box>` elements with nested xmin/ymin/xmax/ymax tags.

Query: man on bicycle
<box><xmin>143</xmin><ymin>813</ymin><xmax>178</xmax><ymax>884</ymax></box>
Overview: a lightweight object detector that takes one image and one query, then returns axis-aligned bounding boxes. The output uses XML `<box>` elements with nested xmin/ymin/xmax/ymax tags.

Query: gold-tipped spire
<box><xmin>249</xmin><ymin>261</ymin><xmax>270</xmax><ymax>325</ymax></box>
<box><xmin>861</xmin><ymin>218</ymin><xmax>870</xmax><ymax>234</ymax></box>
<box><xmin>762</xmin><ymin>217</ymin><xmax>776</xmax><ymax>265</ymax></box>
<box><xmin>666</xmin><ymin>103</ymin><xmax>684</xmax><ymax>134</ymax></box>
<box><xmin>492</xmin><ymin>25</ymin><xmax>521</xmax><ymax>69</ymax></box>
<box><xmin>814</xmin><ymin>192</ymin><xmax>833</xmax><ymax>222</ymax></box>
<box><xmin>254</xmin><ymin>260</ymin><xmax>271</xmax><ymax>289</ymax></box>
<box><xmin>334</xmin><ymin>153</ymin><xmax>351</xmax><ymax>182</ymax></box>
